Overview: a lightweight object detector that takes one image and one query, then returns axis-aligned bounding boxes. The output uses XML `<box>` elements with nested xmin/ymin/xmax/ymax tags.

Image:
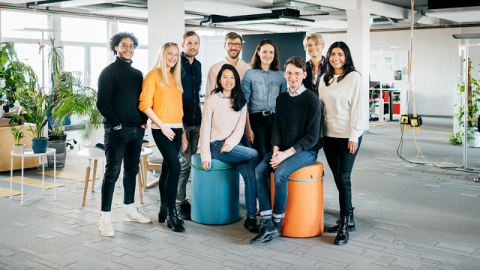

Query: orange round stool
<box><xmin>270</xmin><ymin>161</ymin><xmax>324</xmax><ymax>238</ymax></box>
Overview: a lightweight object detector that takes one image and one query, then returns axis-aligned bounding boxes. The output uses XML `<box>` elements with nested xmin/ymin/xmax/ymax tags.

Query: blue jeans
<box><xmin>210</xmin><ymin>140</ymin><xmax>259</xmax><ymax>218</ymax></box>
<box><xmin>256</xmin><ymin>150</ymin><xmax>318</xmax><ymax>218</ymax></box>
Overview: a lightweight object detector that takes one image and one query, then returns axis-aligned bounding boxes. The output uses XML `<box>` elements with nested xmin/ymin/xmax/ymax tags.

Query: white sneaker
<box><xmin>99</xmin><ymin>218</ymin><xmax>115</xmax><ymax>237</ymax></box>
<box><xmin>122</xmin><ymin>207</ymin><xmax>152</xmax><ymax>223</ymax></box>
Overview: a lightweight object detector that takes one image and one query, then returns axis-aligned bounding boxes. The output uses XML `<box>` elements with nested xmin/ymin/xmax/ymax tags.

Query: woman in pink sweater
<box><xmin>200</xmin><ymin>64</ymin><xmax>260</xmax><ymax>233</ymax></box>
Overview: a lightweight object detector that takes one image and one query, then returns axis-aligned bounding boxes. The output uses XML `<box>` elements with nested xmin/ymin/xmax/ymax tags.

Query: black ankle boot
<box><xmin>159</xmin><ymin>204</ymin><xmax>183</xmax><ymax>224</ymax></box>
<box><xmin>167</xmin><ymin>207</ymin><xmax>185</xmax><ymax>233</ymax></box>
<box><xmin>158</xmin><ymin>203</ymin><xmax>167</xmax><ymax>223</ymax></box>
<box><xmin>250</xmin><ymin>219</ymin><xmax>279</xmax><ymax>244</ymax></box>
<box><xmin>244</xmin><ymin>217</ymin><xmax>259</xmax><ymax>233</ymax></box>
<box><xmin>328</xmin><ymin>207</ymin><xmax>355</xmax><ymax>233</ymax></box>
<box><xmin>334</xmin><ymin>216</ymin><xmax>350</xmax><ymax>245</ymax></box>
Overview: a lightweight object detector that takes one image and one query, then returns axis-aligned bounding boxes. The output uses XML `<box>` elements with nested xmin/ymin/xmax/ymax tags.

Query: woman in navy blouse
<box><xmin>242</xmin><ymin>39</ymin><xmax>287</xmax><ymax>161</ymax></box>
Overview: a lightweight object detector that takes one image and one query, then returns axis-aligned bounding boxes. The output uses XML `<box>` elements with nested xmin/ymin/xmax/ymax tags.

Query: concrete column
<box><xmin>147</xmin><ymin>0</ymin><xmax>185</xmax><ymax>69</ymax></box>
<box><xmin>347</xmin><ymin>0</ymin><xmax>370</xmax><ymax>132</ymax></box>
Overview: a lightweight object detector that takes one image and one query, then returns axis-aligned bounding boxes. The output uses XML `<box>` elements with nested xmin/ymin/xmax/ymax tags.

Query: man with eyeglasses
<box><xmin>250</xmin><ymin>56</ymin><xmax>322</xmax><ymax>244</ymax></box>
<box><xmin>205</xmin><ymin>32</ymin><xmax>250</xmax><ymax>97</ymax></box>
<box><xmin>96</xmin><ymin>32</ymin><xmax>151</xmax><ymax>237</ymax></box>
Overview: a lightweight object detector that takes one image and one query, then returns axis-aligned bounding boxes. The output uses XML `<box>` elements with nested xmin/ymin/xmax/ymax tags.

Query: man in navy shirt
<box><xmin>176</xmin><ymin>31</ymin><xmax>202</xmax><ymax>220</ymax></box>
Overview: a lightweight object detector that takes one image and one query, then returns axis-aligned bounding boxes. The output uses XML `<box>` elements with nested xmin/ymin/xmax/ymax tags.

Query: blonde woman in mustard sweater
<box><xmin>200</xmin><ymin>64</ymin><xmax>260</xmax><ymax>233</ymax></box>
<box><xmin>139</xmin><ymin>42</ymin><xmax>188</xmax><ymax>233</ymax></box>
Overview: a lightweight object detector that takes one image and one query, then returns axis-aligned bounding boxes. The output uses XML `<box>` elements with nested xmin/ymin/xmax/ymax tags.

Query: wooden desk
<box><xmin>0</xmin><ymin>124</ymin><xmax>39</xmax><ymax>172</ymax></box>
<box><xmin>469</xmin><ymin>117</ymin><xmax>478</xmax><ymax>122</ymax></box>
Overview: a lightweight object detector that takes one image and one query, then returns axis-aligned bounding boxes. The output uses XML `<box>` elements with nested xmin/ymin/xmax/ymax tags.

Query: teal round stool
<box><xmin>190</xmin><ymin>153</ymin><xmax>240</xmax><ymax>225</ymax></box>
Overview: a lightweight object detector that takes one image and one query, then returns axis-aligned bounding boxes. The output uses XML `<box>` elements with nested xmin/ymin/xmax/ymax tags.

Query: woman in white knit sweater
<box><xmin>200</xmin><ymin>64</ymin><xmax>260</xmax><ymax>233</ymax></box>
<box><xmin>318</xmin><ymin>41</ymin><xmax>367</xmax><ymax>246</ymax></box>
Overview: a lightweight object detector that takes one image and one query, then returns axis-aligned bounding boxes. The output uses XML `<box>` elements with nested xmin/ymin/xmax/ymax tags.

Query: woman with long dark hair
<box><xmin>200</xmin><ymin>64</ymin><xmax>260</xmax><ymax>233</ymax></box>
<box><xmin>318</xmin><ymin>41</ymin><xmax>367</xmax><ymax>245</ymax></box>
<box><xmin>242</xmin><ymin>39</ymin><xmax>287</xmax><ymax>161</ymax></box>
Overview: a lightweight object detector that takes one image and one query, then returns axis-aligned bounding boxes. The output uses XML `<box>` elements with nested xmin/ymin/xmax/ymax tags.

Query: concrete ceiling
<box><xmin>0</xmin><ymin>0</ymin><xmax>479</xmax><ymax>32</ymax></box>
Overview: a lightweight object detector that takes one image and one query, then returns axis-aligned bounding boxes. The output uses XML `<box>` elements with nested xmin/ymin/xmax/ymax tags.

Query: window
<box><xmin>1</xmin><ymin>11</ymin><xmax>48</xmax><ymax>39</ymax></box>
<box><xmin>90</xmin><ymin>47</ymin><xmax>108</xmax><ymax>89</ymax></box>
<box><xmin>15</xmin><ymin>43</ymin><xmax>47</xmax><ymax>88</ymax></box>
<box><xmin>61</xmin><ymin>17</ymin><xmax>107</xmax><ymax>43</ymax></box>
<box><xmin>64</xmin><ymin>46</ymin><xmax>85</xmax><ymax>84</ymax></box>
<box><xmin>118</xmin><ymin>22</ymin><xmax>148</xmax><ymax>45</ymax></box>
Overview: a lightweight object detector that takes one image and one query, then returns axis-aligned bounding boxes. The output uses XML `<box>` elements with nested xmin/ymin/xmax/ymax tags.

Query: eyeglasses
<box><xmin>119</xmin><ymin>44</ymin><xmax>136</xmax><ymax>50</ymax></box>
<box><xmin>286</xmin><ymin>72</ymin><xmax>304</xmax><ymax>77</ymax></box>
<box><xmin>227</xmin><ymin>43</ymin><xmax>242</xmax><ymax>48</ymax></box>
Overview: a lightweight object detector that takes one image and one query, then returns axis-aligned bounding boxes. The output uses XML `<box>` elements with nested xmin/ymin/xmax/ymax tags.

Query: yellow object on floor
<box><xmin>38</xmin><ymin>171</ymin><xmax>99</xmax><ymax>182</ymax></box>
<box><xmin>1</xmin><ymin>177</ymin><xmax>64</xmax><ymax>189</ymax></box>
<box><xmin>0</xmin><ymin>187</ymin><xmax>23</xmax><ymax>198</ymax></box>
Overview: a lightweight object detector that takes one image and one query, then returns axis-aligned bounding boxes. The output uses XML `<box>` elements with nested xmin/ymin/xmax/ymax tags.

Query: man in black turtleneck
<box><xmin>96</xmin><ymin>32</ymin><xmax>151</xmax><ymax>237</ymax></box>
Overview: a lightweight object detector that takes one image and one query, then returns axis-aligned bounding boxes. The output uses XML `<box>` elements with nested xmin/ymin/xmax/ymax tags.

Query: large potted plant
<box><xmin>11</xmin><ymin>126</ymin><xmax>25</xmax><ymax>154</ymax></box>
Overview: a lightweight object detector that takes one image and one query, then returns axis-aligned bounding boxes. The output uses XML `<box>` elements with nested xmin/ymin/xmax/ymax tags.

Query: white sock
<box><xmin>125</xmin><ymin>203</ymin><xmax>135</xmax><ymax>212</ymax></box>
<box><xmin>102</xmin><ymin>211</ymin><xmax>111</xmax><ymax>222</ymax></box>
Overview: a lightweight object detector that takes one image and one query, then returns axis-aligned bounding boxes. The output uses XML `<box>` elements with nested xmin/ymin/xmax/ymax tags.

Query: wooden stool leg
<box><xmin>140</xmin><ymin>161</ymin><xmax>146</xmax><ymax>191</ymax></box>
<box><xmin>143</xmin><ymin>156</ymin><xmax>147</xmax><ymax>187</ymax></box>
<box><xmin>91</xmin><ymin>159</ymin><xmax>98</xmax><ymax>192</ymax></box>
<box><xmin>82</xmin><ymin>160</ymin><xmax>91</xmax><ymax>206</ymax></box>
<box><xmin>137</xmin><ymin>172</ymin><xmax>143</xmax><ymax>204</ymax></box>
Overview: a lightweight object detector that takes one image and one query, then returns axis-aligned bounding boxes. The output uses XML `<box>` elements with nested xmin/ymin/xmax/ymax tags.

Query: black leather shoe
<box><xmin>334</xmin><ymin>216</ymin><xmax>350</xmax><ymax>245</ymax></box>
<box><xmin>273</xmin><ymin>220</ymin><xmax>282</xmax><ymax>235</ymax></box>
<box><xmin>177</xmin><ymin>202</ymin><xmax>191</xmax><ymax>220</ymax></box>
<box><xmin>159</xmin><ymin>204</ymin><xmax>183</xmax><ymax>224</ymax></box>
<box><xmin>244</xmin><ymin>217</ymin><xmax>259</xmax><ymax>233</ymax></box>
<box><xmin>250</xmin><ymin>219</ymin><xmax>279</xmax><ymax>244</ymax></box>
<box><xmin>167</xmin><ymin>208</ymin><xmax>185</xmax><ymax>233</ymax></box>
<box><xmin>328</xmin><ymin>207</ymin><xmax>355</xmax><ymax>233</ymax></box>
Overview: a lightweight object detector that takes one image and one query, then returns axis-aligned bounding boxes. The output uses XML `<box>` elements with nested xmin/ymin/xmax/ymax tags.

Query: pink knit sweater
<box><xmin>200</xmin><ymin>93</ymin><xmax>247</xmax><ymax>162</ymax></box>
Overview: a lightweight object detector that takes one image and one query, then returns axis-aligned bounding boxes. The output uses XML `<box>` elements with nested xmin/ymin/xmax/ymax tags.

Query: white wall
<box><xmin>322</xmin><ymin>26</ymin><xmax>480</xmax><ymax>117</ymax></box>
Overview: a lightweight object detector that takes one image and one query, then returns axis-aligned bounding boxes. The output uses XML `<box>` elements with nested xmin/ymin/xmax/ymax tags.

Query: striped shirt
<box><xmin>205</xmin><ymin>57</ymin><xmax>251</xmax><ymax>98</ymax></box>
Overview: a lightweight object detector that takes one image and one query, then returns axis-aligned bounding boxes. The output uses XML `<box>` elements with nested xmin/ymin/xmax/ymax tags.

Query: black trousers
<box><xmin>249</xmin><ymin>112</ymin><xmax>275</xmax><ymax>161</ymax></box>
<box><xmin>101</xmin><ymin>124</ymin><xmax>145</xmax><ymax>212</ymax></box>
<box><xmin>323</xmin><ymin>136</ymin><xmax>362</xmax><ymax>217</ymax></box>
<box><xmin>152</xmin><ymin>128</ymin><xmax>183</xmax><ymax>209</ymax></box>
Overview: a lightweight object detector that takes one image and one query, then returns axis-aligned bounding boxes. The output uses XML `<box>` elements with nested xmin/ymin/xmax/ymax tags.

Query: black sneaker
<box><xmin>250</xmin><ymin>219</ymin><xmax>279</xmax><ymax>244</ymax></box>
<box><xmin>244</xmin><ymin>217</ymin><xmax>259</xmax><ymax>233</ymax></box>
<box><xmin>177</xmin><ymin>202</ymin><xmax>191</xmax><ymax>220</ymax></box>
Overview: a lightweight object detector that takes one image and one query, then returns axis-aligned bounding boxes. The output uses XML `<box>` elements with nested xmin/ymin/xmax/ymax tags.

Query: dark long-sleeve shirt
<box><xmin>181</xmin><ymin>53</ymin><xmax>202</xmax><ymax>126</ymax></box>
<box><xmin>271</xmin><ymin>88</ymin><xmax>322</xmax><ymax>152</ymax></box>
<box><xmin>97</xmin><ymin>57</ymin><xmax>147</xmax><ymax>127</ymax></box>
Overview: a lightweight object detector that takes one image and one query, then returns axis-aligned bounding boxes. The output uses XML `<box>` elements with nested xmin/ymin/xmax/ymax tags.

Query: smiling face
<box><xmin>258</xmin><ymin>44</ymin><xmax>275</xmax><ymax>66</ymax></box>
<box><xmin>219</xmin><ymin>69</ymin><xmax>235</xmax><ymax>92</ymax></box>
<box><xmin>115</xmin><ymin>37</ymin><xmax>135</xmax><ymax>61</ymax></box>
<box><xmin>182</xmin><ymin>35</ymin><xmax>200</xmax><ymax>58</ymax></box>
<box><xmin>284</xmin><ymin>64</ymin><xmax>306</xmax><ymax>90</ymax></box>
<box><xmin>166</xmin><ymin>46</ymin><xmax>179</xmax><ymax>69</ymax></box>
<box><xmin>329</xmin><ymin>47</ymin><xmax>346</xmax><ymax>72</ymax></box>
<box><xmin>306</xmin><ymin>39</ymin><xmax>324</xmax><ymax>59</ymax></box>
<box><xmin>224</xmin><ymin>38</ymin><xmax>243</xmax><ymax>59</ymax></box>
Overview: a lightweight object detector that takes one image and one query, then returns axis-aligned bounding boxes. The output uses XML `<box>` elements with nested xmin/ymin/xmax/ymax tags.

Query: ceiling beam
<box><xmin>298</xmin><ymin>0</ymin><xmax>409</xmax><ymax>19</ymax></box>
<box><xmin>297</xmin><ymin>0</ymin><xmax>358</xmax><ymax>10</ymax></box>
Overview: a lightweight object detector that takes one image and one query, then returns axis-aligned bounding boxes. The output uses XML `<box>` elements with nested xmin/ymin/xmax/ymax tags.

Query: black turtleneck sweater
<box><xmin>97</xmin><ymin>57</ymin><xmax>147</xmax><ymax>127</ymax></box>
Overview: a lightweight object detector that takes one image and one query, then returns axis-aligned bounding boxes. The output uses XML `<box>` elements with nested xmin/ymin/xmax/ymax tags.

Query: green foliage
<box><xmin>51</xmin><ymin>71</ymin><xmax>102</xmax><ymax>141</ymax></box>
<box><xmin>10</xmin><ymin>126</ymin><xmax>25</xmax><ymax>145</ymax></box>
<box><xmin>450</xmin><ymin>62</ymin><xmax>480</xmax><ymax>145</ymax></box>
<box><xmin>47</xmin><ymin>36</ymin><xmax>64</xmax><ymax>85</ymax></box>
<box><xmin>13</xmin><ymin>89</ymin><xmax>51</xmax><ymax>139</ymax></box>
<box><xmin>0</xmin><ymin>42</ymin><xmax>39</xmax><ymax>108</ymax></box>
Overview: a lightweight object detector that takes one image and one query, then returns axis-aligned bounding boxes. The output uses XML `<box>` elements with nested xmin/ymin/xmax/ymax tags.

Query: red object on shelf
<box><xmin>382</xmin><ymin>92</ymin><xmax>389</xmax><ymax>102</ymax></box>
<box><xmin>393</xmin><ymin>104</ymin><xmax>400</xmax><ymax>115</ymax></box>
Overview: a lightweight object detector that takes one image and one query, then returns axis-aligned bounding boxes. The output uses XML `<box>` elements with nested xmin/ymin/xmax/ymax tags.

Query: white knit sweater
<box><xmin>318</xmin><ymin>72</ymin><xmax>367</xmax><ymax>142</ymax></box>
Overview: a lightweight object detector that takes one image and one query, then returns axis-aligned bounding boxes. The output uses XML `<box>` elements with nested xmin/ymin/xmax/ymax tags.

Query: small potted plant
<box><xmin>11</xmin><ymin>126</ymin><xmax>25</xmax><ymax>154</ymax></box>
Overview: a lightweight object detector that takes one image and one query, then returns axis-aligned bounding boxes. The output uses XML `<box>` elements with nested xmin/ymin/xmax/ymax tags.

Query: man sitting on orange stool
<box><xmin>250</xmin><ymin>56</ymin><xmax>322</xmax><ymax>244</ymax></box>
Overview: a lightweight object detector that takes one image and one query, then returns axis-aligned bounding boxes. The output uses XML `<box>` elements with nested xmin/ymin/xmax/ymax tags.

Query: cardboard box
<box><xmin>0</xmin><ymin>118</ymin><xmax>9</xmax><ymax>127</ymax></box>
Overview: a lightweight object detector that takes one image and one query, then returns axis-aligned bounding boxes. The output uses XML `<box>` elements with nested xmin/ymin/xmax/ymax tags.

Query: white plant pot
<box><xmin>468</xmin><ymin>132</ymin><xmax>480</xmax><ymax>148</ymax></box>
<box><xmin>13</xmin><ymin>144</ymin><xmax>25</xmax><ymax>154</ymax></box>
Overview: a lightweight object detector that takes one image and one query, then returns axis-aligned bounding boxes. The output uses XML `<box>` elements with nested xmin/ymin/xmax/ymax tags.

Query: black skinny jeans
<box><xmin>101</xmin><ymin>124</ymin><xmax>145</xmax><ymax>212</ymax></box>
<box><xmin>249</xmin><ymin>113</ymin><xmax>275</xmax><ymax>161</ymax></box>
<box><xmin>152</xmin><ymin>128</ymin><xmax>183</xmax><ymax>209</ymax></box>
<box><xmin>323</xmin><ymin>136</ymin><xmax>362</xmax><ymax>217</ymax></box>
